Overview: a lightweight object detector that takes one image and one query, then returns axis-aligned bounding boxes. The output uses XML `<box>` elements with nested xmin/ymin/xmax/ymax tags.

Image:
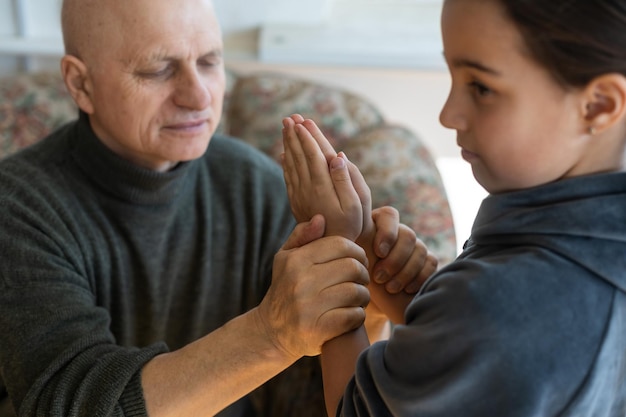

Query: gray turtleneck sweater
<box><xmin>0</xmin><ymin>113</ymin><xmax>296</xmax><ymax>416</ymax></box>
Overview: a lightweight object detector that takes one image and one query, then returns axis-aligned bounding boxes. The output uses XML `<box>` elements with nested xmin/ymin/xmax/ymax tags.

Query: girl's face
<box><xmin>439</xmin><ymin>0</ymin><xmax>591</xmax><ymax>193</ymax></box>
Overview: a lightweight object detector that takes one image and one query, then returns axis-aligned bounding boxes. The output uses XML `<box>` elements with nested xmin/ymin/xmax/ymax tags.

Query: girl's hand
<box><xmin>282</xmin><ymin>116</ymin><xmax>372</xmax><ymax>241</ymax></box>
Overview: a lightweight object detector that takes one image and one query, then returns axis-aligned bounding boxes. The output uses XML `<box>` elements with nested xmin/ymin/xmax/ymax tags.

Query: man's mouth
<box><xmin>163</xmin><ymin>119</ymin><xmax>209</xmax><ymax>133</ymax></box>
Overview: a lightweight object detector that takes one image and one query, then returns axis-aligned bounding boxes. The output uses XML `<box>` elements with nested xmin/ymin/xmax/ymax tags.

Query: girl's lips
<box><xmin>461</xmin><ymin>148</ymin><xmax>479</xmax><ymax>162</ymax></box>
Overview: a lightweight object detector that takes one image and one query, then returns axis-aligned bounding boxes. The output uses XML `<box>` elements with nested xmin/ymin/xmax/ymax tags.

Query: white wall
<box><xmin>0</xmin><ymin>0</ymin><xmax>445</xmax><ymax>72</ymax></box>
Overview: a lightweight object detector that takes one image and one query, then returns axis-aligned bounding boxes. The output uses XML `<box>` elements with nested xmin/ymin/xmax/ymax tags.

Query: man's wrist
<box><xmin>249</xmin><ymin>306</ymin><xmax>300</xmax><ymax>364</ymax></box>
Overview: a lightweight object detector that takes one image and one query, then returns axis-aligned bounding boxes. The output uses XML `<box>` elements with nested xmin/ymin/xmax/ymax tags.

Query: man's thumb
<box><xmin>282</xmin><ymin>214</ymin><xmax>326</xmax><ymax>250</ymax></box>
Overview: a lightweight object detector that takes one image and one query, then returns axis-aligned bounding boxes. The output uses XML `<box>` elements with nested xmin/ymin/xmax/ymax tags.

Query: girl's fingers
<box><xmin>282</xmin><ymin>118</ymin><xmax>308</xmax><ymax>190</ymax></box>
<box><xmin>404</xmin><ymin>252</ymin><xmax>438</xmax><ymax>293</ymax></box>
<box><xmin>343</xmin><ymin>153</ymin><xmax>372</xmax><ymax>226</ymax></box>
<box><xmin>329</xmin><ymin>155</ymin><xmax>361</xmax><ymax>217</ymax></box>
<box><xmin>302</xmin><ymin>118</ymin><xmax>338</xmax><ymax>162</ymax></box>
<box><xmin>280</xmin><ymin>152</ymin><xmax>294</xmax><ymax>199</ymax></box>
<box><xmin>371</xmin><ymin>206</ymin><xmax>400</xmax><ymax>259</ymax></box>
<box><xmin>296</xmin><ymin>124</ymin><xmax>334</xmax><ymax>190</ymax></box>
<box><xmin>289</xmin><ymin>113</ymin><xmax>306</xmax><ymax>124</ymax></box>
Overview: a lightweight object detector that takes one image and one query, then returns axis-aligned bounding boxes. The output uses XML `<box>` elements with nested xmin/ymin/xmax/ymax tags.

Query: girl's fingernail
<box><xmin>330</xmin><ymin>157</ymin><xmax>346</xmax><ymax>170</ymax></box>
<box><xmin>386</xmin><ymin>280</ymin><xmax>401</xmax><ymax>293</ymax></box>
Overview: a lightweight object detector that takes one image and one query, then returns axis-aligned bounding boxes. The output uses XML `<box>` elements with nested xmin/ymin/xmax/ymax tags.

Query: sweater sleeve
<box><xmin>0</xmin><ymin>172</ymin><xmax>167</xmax><ymax>417</ymax></box>
<box><xmin>0</xmin><ymin>132</ymin><xmax>296</xmax><ymax>417</ymax></box>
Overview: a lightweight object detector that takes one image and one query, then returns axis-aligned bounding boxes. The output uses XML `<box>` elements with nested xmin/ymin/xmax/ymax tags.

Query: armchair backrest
<box><xmin>0</xmin><ymin>68</ymin><xmax>456</xmax><ymax>264</ymax></box>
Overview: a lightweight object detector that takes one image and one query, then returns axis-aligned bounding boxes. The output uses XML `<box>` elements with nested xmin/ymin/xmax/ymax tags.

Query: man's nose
<box><xmin>173</xmin><ymin>68</ymin><xmax>212</xmax><ymax>110</ymax></box>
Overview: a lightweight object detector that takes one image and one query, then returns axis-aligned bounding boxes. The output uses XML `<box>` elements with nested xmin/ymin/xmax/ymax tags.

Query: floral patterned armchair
<box><xmin>0</xmin><ymin>67</ymin><xmax>456</xmax><ymax>416</ymax></box>
<box><xmin>0</xmin><ymin>68</ymin><xmax>456</xmax><ymax>262</ymax></box>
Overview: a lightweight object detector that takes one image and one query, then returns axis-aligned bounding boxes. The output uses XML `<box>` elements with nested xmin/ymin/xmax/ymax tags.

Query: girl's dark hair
<box><xmin>500</xmin><ymin>0</ymin><xmax>626</xmax><ymax>88</ymax></box>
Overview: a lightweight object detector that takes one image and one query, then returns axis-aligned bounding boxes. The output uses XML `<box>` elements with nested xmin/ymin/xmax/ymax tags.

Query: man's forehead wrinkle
<box><xmin>121</xmin><ymin>49</ymin><xmax>169</xmax><ymax>69</ymax></box>
<box><xmin>127</xmin><ymin>44</ymin><xmax>224</xmax><ymax>66</ymax></box>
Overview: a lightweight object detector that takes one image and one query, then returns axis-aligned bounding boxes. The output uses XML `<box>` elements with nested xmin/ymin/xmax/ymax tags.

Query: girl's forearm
<box><xmin>321</xmin><ymin>326</ymin><xmax>370</xmax><ymax>416</ymax></box>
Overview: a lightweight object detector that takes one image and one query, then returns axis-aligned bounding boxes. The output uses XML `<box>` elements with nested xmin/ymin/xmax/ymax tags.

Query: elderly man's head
<box><xmin>60</xmin><ymin>0</ymin><xmax>225</xmax><ymax>172</ymax></box>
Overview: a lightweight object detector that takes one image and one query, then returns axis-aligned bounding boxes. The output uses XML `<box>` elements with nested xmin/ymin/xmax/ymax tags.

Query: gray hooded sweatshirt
<box><xmin>340</xmin><ymin>172</ymin><xmax>626</xmax><ymax>416</ymax></box>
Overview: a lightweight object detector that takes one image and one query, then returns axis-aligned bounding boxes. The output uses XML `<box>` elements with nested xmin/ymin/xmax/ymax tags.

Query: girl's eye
<box><xmin>469</xmin><ymin>81</ymin><xmax>492</xmax><ymax>97</ymax></box>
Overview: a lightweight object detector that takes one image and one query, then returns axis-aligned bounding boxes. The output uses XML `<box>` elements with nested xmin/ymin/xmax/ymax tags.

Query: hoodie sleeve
<box><xmin>338</xmin><ymin>248</ymin><xmax>614</xmax><ymax>417</ymax></box>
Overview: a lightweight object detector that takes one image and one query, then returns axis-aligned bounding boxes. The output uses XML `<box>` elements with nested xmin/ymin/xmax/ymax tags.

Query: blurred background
<box><xmin>0</xmin><ymin>0</ymin><xmax>487</xmax><ymax>254</ymax></box>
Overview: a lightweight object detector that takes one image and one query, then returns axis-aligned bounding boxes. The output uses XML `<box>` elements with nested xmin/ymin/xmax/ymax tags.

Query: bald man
<box><xmin>0</xmin><ymin>1</ymin><xmax>436</xmax><ymax>416</ymax></box>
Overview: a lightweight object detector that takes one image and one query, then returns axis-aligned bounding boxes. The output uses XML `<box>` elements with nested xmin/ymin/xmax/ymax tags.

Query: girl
<box><xmin>282</xmin><ymin>0</ymin><xmax>626</xmax><ymax>415</ymax></box>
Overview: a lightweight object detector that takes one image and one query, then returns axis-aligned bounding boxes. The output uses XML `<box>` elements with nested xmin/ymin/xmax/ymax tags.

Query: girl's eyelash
<box><xmin>469</xmin><ymin>80</ymin><xmax>492</xmax><ymax>96</ymax></box>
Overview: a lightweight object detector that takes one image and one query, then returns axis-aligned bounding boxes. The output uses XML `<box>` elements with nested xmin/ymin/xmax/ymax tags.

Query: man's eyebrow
<box><xmin>198</xmin><ymin>50</ymin><xmax>223</xmax><ymax>59</ymax></box>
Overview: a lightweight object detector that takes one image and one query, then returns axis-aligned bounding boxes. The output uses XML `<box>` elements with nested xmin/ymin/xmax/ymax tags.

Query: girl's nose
<box><xmin>439</xmin><ymin>90</ymin><xmax>467</xmax><ymax>132</ymax></box>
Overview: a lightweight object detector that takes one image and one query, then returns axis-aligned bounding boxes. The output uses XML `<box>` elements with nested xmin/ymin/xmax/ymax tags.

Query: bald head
<box><xmin>59</xmin><ymin>0</ymin><xmax>226</xmax><ymax>172</ymax></box>
<box><xmin>61</xmin><ymin>0</ymin><xmax>96</xmax><ymax>59</ymax></box>
<box><xmin>61</xmin><ymin>0</ymin><xmax>218</xmax><ymax>65</ymax></box>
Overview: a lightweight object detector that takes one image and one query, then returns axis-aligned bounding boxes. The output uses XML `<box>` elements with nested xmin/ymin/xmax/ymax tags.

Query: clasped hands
<box><xmin>281</xmin><ymin>114</ymin><xmax>436</xmax><ymax>327</ymax></box>
<box><xmin>255</xmin><ymin>114</ymin><xmax>436</xmax><ymax>363</ymax></box>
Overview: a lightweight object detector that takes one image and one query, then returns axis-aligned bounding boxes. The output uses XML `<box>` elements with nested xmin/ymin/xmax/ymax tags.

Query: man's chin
<box><xmin>176</xmin><ymin>138</ymin><xmax>212</xmax><ymax>163</ymax></box>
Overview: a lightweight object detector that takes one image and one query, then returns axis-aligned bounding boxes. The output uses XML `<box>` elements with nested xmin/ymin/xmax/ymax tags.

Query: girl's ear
<box><xmin>60</xmin><ymin>55</ymin><xmax>95</xmax><ymax>114</ymax></box>
<box><xmin>581</xmin><ymin>73</ymin><xmax>626</xmax><ymax>135</ymax></box>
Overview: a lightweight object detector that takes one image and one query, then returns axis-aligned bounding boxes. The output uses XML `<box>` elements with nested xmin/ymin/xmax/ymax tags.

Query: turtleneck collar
<box><xmin>69</xmin><ymin>112</ymin><xmax>198</xmax><ymax>205</ymax></box>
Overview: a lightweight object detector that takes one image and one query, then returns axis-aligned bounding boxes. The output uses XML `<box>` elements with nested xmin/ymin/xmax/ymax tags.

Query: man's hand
<box><xmin>257</xmin><ymin>215</ymin><xmax>371</xmax><ymax>359</ymax></box>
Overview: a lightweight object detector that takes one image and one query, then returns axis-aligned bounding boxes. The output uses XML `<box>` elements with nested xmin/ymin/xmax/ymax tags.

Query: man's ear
<box><xmin>60</xmin><ymin>55</ymin><xmax>95</xmax><ymax>114</ymax></box>
<box><xmin>581</xmin><ymin>73</ymin><xmax>626</xmax><ymax>134</ymax></box>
